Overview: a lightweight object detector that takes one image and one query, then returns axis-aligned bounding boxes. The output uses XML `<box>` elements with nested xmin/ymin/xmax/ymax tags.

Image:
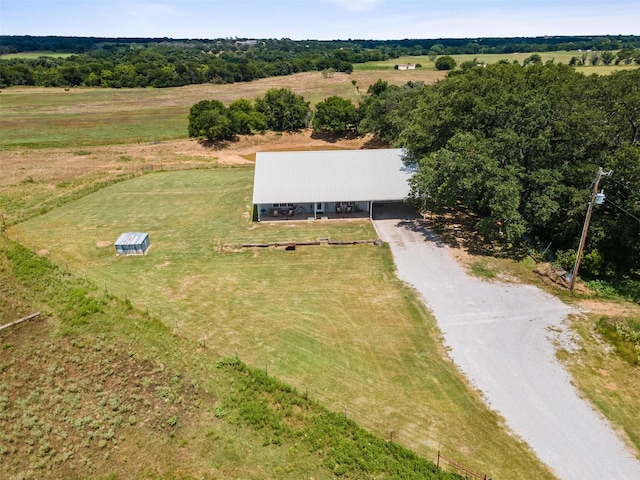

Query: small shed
<box><xmin>114</xmin><ymin>232</ymin><xmax>150</xmax><ymax>256</ymax></box>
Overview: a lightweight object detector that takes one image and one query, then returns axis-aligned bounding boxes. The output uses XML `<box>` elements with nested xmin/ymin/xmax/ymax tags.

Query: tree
<box><xmin>367</xmin><ymin>79</ymin><xmax>389</xmax><ymax>96</ymax></box>
<box><xmin>312</xmin><ymin>96</ymin><xmax>359</xmax><ymax>135</ymax></box>
<box><xmin>435</xmin><ymin>56</ymin><xmax>456</xmax><ymax>71</ymax></box>
<box><xmin>523</xmin><ymin>54</ymin><xmax>542</xmax><ymax>66</ymax></box>
<box><xmin>359</xmin><ymin>82</ymin><xmax>426</xmax><ymax>144</ymax></box>
<box><xmin>460</xmin><ymin>58</ymin><xmax>480</xmax><ymax>71</ymax></box>
<box><xmin>228</xmin><ymin>98</ymin><xmax>266</xmax><ymax>135</ymax></box>
<box><xmin>600</xmin><ymin>51</ymin><xmax>615</xmax><ymax>66</ymax></box>
<box><xmin>255</xmin><ymin>88</ymin><xmax>310</xmax><ymax>131</ymax></box>
<box><xmin>188</xmin><ymin>99</ymin><xmax>234</xmax><ymax>142</ymax></box>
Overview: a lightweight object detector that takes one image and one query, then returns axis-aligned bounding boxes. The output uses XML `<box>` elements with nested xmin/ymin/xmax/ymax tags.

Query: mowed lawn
<box><xmin>8</xmin><ymin>167</ymin><xmax>555</xmax><ymax>479</ymax></box>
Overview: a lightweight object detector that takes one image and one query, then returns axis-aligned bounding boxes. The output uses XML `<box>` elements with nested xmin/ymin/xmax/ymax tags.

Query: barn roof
<box><xmin>114</xmin><ymin>232</ymin><xmax>149</xmax><ymax>246</ymax></box>
<box><xmin>252</xmin><ymin>149</ymin><xmax>414</xmax><ymax>204</ymax></box>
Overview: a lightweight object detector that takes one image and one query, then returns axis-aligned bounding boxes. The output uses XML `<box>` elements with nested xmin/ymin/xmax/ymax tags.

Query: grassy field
<box><xmin>0</xmin><ymin>51</ymin><xmax>74</xmax><ymax>59</ymax></box>
<box><xmin>0</xmin><ymin>70</ymin><xmax>445</xmax><ymax>150</ymax></box>
<box><xmin>7</xmin><ymin>168</ymin><xmax>556</xmax><ymax>479</ymax></box>
<box><xmin>354</xmin><ymin>51</ymin><xmax>639</xmax><ymax>75</ymax></box>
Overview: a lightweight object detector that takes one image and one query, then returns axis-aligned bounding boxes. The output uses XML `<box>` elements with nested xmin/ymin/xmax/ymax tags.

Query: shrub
<box><xmin>435</xmin><ymin>56</ymin><xmax>456</xmax><ymax>71</ymax></box>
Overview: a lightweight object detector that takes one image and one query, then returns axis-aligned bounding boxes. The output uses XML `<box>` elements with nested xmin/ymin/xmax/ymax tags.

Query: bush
<box><xmin>435</xmin><ymin>56</ymin><xmax>456</xmax><ymax>71</ymax></box>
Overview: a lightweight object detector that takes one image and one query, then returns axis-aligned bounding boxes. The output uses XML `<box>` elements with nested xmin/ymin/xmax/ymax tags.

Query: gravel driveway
<box><xmin>373</xmin><ymin>207</ymin><xmax>640</xmax><ymax>480</ymax></box>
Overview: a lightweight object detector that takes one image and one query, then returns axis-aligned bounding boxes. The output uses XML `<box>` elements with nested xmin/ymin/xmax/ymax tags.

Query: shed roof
<box><xmin>252</xmin><ymin>149</ymin><xmax>414</xmax><ymax>204</ymax></box>
<box><xmin>114</xmin><ymin>232</ymin><xmax>149</xmax><ymax>246</ymax></box>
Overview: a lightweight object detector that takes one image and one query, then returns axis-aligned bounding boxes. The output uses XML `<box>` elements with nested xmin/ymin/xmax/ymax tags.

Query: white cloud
<box><xmin>325</xmin><ymin>0</ymin><xmax>384</xmax><ymax>12</ymax></box>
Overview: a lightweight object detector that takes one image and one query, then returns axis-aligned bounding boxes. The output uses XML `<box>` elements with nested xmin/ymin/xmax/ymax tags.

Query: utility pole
<box><xmin>569</xmin><ymin>167</ymin><xmax>612</xmax><ymax>291</ymax></box>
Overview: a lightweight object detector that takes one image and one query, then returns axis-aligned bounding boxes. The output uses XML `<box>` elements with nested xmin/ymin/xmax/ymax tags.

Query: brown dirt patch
<box><xmin>96</xmin><ymin>240</ymin><xmax>111</xmax><ymax>247</ymax></box>
<box><xmin>578</xmin><ymin>298</ymin><xmax>640</xmax><ymax>318</ymax></box>
<box><xmin>0</xmin><ymin>129</ymin><xmax>374</xmax><ymax>187</ymax></box>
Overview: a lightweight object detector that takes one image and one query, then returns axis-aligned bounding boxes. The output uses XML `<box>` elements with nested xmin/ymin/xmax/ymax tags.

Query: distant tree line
<box><xmin>0</xmin><ymin>39</ymin><xmax>367</xmax><ymax>88</ymax></box>
<box><xmin>2</xmin><ymin>35</ymin><xmax>639</xmax><ymax>88</ymax></box>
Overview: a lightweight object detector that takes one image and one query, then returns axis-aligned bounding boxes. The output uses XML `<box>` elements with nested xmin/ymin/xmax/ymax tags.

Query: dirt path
<box><xmin>373</xmin><ymin>212</ymin><xmax>640</xmax><ymax>480</ymax></box>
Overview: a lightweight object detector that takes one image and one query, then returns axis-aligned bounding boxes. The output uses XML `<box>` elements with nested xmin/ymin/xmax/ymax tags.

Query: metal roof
<box><xmin>252</xmin><ymin>149</ymin><xmax>414</xmax><ymax>204</ymax></box>
<box><xmin>114</xmin><ymin>232</ymin><xmax>149</xmax><ymax>246</ymax></box>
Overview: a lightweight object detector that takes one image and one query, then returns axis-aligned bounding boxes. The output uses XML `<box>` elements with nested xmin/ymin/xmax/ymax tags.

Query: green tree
<box><xmin>600</xmin><ymin>51</ymin><xmax>615</xmax><ymax>66</ymax></box>
<box><xmin>523</xmin><ymin>54</ymin><xmax>542</xmax><ymax>66</ymax></box>
<box><xmin>358</xmin><ymin>82</ymin><xmax>426</xmax><ymax>144</ymax></box>
<box><xmin>228</xmin><ymin>99</ymin><xmax>266</xmax><ymax>135</ymax></box>
<box><xmin>255</xmin><ymin>88</ymin><xmax>310</xmax><ymax>131</ymax></box>
<box><xmin>367</xmin><ymin>79</ymin><xmax>389</xmax><ymax>96</ymax></box>
<box><xmin>188</xmin><ymin>99</ymin><xmax>234</xmax><ymax>142</ymax></box>
<box><xmin>312</xmin><ymin>96</ymin><xmax>360</xmax><ymax>135</ymax></box>
<box><xmin>435</xmin><ymin>56</ymin><xmax>456</xmax><ymax>71</ymax></box>
<box><xmin>460</xmin><ymin>58</ymin><xmax>479</xmax><ymax>71</ymax></box>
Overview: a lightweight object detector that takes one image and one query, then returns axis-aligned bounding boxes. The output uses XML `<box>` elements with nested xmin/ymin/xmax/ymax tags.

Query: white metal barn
<box><xmin>114</xmin><ymin>232</ymin><xmax>150</xmax><ymax>255</ymax></box>
<box><xmin>252</xmin><ymin>149</ymin><xmax>414</xmax><ymax>221</ymax></box>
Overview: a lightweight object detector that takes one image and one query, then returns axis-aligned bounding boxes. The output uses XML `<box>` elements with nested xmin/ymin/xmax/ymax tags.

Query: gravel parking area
<box><xmin>373</xmin><ymin>208</ymin><xmax>640</xmax><ymax>480</ymax></box>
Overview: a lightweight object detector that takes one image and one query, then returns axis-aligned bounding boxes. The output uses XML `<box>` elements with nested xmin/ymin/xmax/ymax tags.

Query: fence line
<box><xmin>0</xmin><ymin>312</ymin><xmax>41</xmax><ymax>332</ymax></box>
<box><xmin>437</xmin><ymin>450</ymin><xmax>489</xmax><ymax>479</ymax></box>
<box><xmin>236</xmin><ymin>239</ymin><xmax>378</xmax><ymax>249</ymax></box>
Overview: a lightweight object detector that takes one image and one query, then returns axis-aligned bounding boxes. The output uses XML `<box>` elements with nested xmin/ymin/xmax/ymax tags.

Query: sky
<box><xmin>1</xmin><ymin>0</ymin><xmax>638</xmax><ymax>40</ymax></box>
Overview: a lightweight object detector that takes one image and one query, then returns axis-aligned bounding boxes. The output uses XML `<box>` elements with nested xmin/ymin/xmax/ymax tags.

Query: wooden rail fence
<box><xmin>437</xmin><ymin>451</ymin><xmax>490</xmax><ymax>479</ymax></box>
<box><xmin>0</xmin><ymin>312</ymin><xmax>41</xmax><ymax>332</ymax></box>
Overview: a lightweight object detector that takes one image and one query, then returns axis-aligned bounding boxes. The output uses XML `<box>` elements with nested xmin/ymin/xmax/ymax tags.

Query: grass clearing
<box><xmin>8</xmin><ymin>168</ymin><xmax>555</xmax><ymax>478</ymax></box>
<box><xmin>0</xmin><ymin>51</ymin><xmax>74</xmax><ymax>59</ymax></box>
<box><xmin>354</xmin><ymin>51</ymin><xmax>639</xmax><ymax>75</ymax></box>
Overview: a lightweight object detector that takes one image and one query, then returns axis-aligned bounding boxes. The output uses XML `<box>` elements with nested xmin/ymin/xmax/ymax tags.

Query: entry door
<box><xmin>316</xmin><ymin>202</ymin><xmax>324</xmax><ymax>214</ymax></box>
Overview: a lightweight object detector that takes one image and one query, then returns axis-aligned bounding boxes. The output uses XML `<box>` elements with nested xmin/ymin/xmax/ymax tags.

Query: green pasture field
<box><xmin>354</xmin><ymin>51</ymin><xmax>639</xmax><ymax>74</ymax></box>
<box><xmin>0</xmin><ymin>78</ymin><xmax>361</xmax><ymax>150</ymax></box>
<box><xmin>0</xmin><ymin>51</ymin><xmax>74</xmax><ymax>59</ymax></box>
<box><xmin>8</xmin><ymin>168</ymin><xmax>555</xmax><ymax>479</ymax></box>
<box><xmin>0</xmin><ymin>69</ymin><xmax>446</xmax><ymax>150</ymax></box>
<box><xmin>0</xmin><ymin>67</ymin><xmax>446</xmax><ymax>151</ymax></box>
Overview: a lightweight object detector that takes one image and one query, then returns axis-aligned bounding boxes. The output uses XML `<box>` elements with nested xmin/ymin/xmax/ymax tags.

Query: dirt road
<box><xmin>373</xmin><ymin>212</ymin><xmax>640</xmax><ymax>480</ymax></box>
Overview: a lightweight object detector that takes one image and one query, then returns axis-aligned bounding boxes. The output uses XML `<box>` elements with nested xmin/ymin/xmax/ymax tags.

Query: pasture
<box><xmin>7</xmin><ymin>168</ymin><xmax>555</xmax><ymax>478</ymax></box>
<box><xmin>0</xmin><ymin>51</ymin><xmax>74</xmax><ymax>59</ymax></box>
<box><xmin>354</xmin><ymin>51</ymin><xmax>639</xmax><ymax>74</ymax></box>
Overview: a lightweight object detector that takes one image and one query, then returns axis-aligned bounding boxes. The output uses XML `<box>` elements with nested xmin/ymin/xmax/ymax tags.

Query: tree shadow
<box><xmin>309</xmin><ymin>130</ymin><xmax>361</xmax><ymax>143</ymax></box>
<box><xmin>199</xmin><ymin>138</ymin><xmax>236</xmax><ymax>150</ymax></box>
<box><xmin>406</xmin><ymin>209</ymin><xmax>499</xmax><ymax>257</ymax></box>
<box><xmin>360</xmin><ymin>136</ymin><xmax>389</xmax><ymax>149</ymax></box>
<box><xmin>397</xmin><ymin>218</ymin><xmax>448</xmax><ymax>248</ymax></box>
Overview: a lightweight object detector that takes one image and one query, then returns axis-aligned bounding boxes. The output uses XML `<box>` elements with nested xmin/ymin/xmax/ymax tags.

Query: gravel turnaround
<box><xmin>373</xmin><ymin>212</ymin><xmax>640</xmax><ymax>480</ymax></box>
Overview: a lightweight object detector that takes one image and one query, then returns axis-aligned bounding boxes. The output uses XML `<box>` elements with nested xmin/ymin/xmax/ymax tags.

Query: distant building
<box><xmin>396</xmin><ymin>64</ymin><xmax>416</xmax><ymax>70</ymax></box>
<box><xmin>114</xmin><ymin>232</ymin><xmax>150</xmax><ymax>256</ymax></box>
<box><xmin>252</xmin><ymin>149</ymin><xmax>414</xmax><ymax>222</ymax></box>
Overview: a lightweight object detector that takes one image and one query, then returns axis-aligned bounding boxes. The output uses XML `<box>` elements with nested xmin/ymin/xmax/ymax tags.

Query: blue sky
<box><xmin>1</xmin><ymin>0</ymin><xmax>638</xmax><ymax>40</ymax></box>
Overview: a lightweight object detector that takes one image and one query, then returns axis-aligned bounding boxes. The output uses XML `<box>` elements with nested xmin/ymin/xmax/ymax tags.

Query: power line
<box><xmin>605</xmin><ymin>175</ymin><xmax>640</xmax><ymax>199</ymax></box>
<box><xmin>604</xmin><ymin>197</ymin><xmax>640</xmax><ymax>224</ymax></box>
